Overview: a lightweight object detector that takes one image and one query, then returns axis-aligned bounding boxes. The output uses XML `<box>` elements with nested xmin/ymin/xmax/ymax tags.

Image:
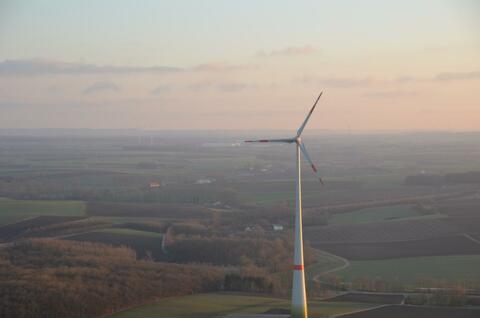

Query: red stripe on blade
<box><xmin>311</xmin><ymin>164</ymin><xmax>317</xmax><ymax>172</ymax></box>
<box><xmin>293</xmin><ymin>264</ymin><xmax>304</xmax><ymax>270</ymax></box>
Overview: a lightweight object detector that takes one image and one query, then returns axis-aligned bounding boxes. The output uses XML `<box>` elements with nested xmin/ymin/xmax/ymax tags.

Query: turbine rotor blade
<box><xmin>299</xmin><ymin>142</ymin><xmax>324</xmax><ymax>185</ymax></box>
<box><xmin>244</xmin><ymin>138</ymin><xmax>295</xmax><ymax>143</ymax></box>
<box><xmin>296</xmin><ymin>92</ymin><xmax>323</xmax><ymax>137</ymax></box>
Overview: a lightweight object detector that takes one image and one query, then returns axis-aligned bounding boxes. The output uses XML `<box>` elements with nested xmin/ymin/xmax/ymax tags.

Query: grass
<box><xmin>0</xmin><ymin>199</ymin><xmax>86</xmax><ymax>225</ymax></box>
<box><xmin>329</xmin><ymin>205</ymin><xmax>420</xmax><ymax>225</ymax></box>
<box><xmin>306</xmin><ymin>251</ymin><xmax>348</xmax><ymax>279</ymax></box>
<box><xmin>271</xmin><ymin>251</ymin><xmax>347</xmax><ymax>302</ymax></box>
<box><xmin>108</xmin><ymin>293</ymin><xmax>376</xmax><ymax>318</ymax></box>
<box><xmin>97</xmin><ymin>228</ymin><xmax>163</xmax><ymax>238</ymax></box>
<box><xmin>336</xmin><ymin>255</ymin><xmax>480</xmax><ymax>288</ymax></box>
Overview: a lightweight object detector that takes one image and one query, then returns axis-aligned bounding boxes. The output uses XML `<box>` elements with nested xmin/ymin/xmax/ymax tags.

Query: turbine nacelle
<box><xmin>245</xmin><ymin>92</ymin><xmax>324</xmax><ymax>185</ymax></box>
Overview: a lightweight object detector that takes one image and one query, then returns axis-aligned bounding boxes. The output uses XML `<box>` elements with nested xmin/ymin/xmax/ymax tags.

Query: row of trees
<box><xmin>0</xmin><ymin>178</ymin><xmax>241</xmax><ymax>204</ymax></box>
<box><xmin>166</xmin><ymin>236</ymin><xmax>293</xmax><ymax>271</ymax></box>
<box><xmin>0</xmin><ymin>239</ymin><xmax>224</xmax><ymax>318</ymax></box>
<box><xmin>224</xmin><ymin>273</ymin><xmax>274</xmax><ymax>293</ymax></box>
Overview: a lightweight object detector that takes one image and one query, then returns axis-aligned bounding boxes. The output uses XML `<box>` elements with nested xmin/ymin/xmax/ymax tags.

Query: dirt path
<box><xmin>312</xmin><ymin>250</ymin><xmax>350</xmax><ymax>284</ymax></box>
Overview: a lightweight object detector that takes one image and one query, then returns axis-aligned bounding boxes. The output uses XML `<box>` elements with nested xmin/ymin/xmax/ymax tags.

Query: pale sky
<box><xmin>0</xmin><ymin>0</ymin><xmax>479</xmax><ymax>130</ymax></box>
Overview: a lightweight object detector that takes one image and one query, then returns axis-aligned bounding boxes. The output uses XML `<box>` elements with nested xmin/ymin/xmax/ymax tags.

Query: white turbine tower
<box><xmin>245</xmin><ymin>92</ymin><xmax>324</xmax><ymax>318</ymax></box>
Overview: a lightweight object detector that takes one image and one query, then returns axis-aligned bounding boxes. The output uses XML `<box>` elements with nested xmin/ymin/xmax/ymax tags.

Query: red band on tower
<box><xmin>293</xmin><ymin>264</ymin><xmax>304</xmax><ymax>270</ymax></box>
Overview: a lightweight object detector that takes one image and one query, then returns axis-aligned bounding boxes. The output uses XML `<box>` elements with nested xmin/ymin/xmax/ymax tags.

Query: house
<box><xmin>149</xmin><ymin>181</ymin><xmax>161</xmax><ymax>188</ymax></box>
<box><xmin>195</xmin><ymin>178</ymin><xmax>215</xmax><ymax>184</ymax></box>
<box><xmin>272</xmin><ymin>224</ymin><xmax>284</xmax><ymax>231</ymax></box>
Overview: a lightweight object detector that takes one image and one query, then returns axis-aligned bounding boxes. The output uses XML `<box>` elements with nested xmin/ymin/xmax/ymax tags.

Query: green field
<box><xmin>108</xmin><ymin>293</ymin><xmax>376</xmax><ymax>318</ymax></box>
<box><xmin>336</xmin><ymin>255</ymin><xmax>480</xmax><ymax>288</ymax></box>
<box><xmin>274</xmin><ymin>251</ymin><xmax>347</xmax><ymax>290</ymax></box>
<box><xmin>329</xmin><ymin>205</ymin><xmax>420</xmax><ymax>225</ymax></box>
<box><xmin>97</xmin><ymin>228</ymin><xmax>163</xmax><ymax>238</ymax></box>
<box><xmin>0</xmin><ymin>199</ymin><xmax>86</xmax><ymax>225</ymax></box>
<box><xmin>306</xmin><ymin>251</ymin><xmax>348</xmax><ymax>279</ymax></box>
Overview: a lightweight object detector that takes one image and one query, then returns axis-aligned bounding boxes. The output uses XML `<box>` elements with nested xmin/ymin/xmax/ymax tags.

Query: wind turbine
<box><xmin>245</xmin><ymin>92</ymin><xmax>324</xmax><ymax>318</ymax></box>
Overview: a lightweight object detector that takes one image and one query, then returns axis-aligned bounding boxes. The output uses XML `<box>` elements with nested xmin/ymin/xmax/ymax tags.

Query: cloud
<box><xmin>0</xmin><ymin>100</ymin><xmax>37</xmax><ymax>109</ymax></box>
<box><xmin>364</xmin><ymin>90</ymin><xmax>420</xmax><ymax>99</ymax></box>
<box><xmin>187</xmin><ymin>81</ymin><xmax>213</xmax><ymax>92</ymax></box>
<box><xmin>395</xmin><ymin>71</ymin><xmax>480</xmax><ymax>83</ymax></box>
<box><xmin>83</xmin><ymin>81</ymin><xmax>119</xmax><ymax>95</ymax></box>
<box><xmin>185</xmin><ymin>81</ymin><xmax>250</xmax><ymax>93</ymax></box>
<box><xmin>434</xmin><ymin>71</ymin><xmax>480</xmax><ymax>81</ymax></box>
<box><xmin>0</xmin><ymin>59</ymin><xmax>182</xmax><ymax>76</ymax></box>
<box><xmin>299</xmin><ymin>76</ymin><xmax>372</xmax><ymax>87</ymax></box>
<box><xmin>217</xmin><ymin>83</ymin><xmax>247</xmax><ymax>92</ymax></box>
<box><xmin>192</xmin><ymin>63</ymin><xmax>254</xmax><ymax>72</ymax></box>
<box><xmin>257</xmin><ymin>46</ymin><xmax>318</xmax><ymax>57</ymax></box>
<box><xmin>395</xmin><ymin>75</ymin><xmax>417</xmax><ymax>83</ymax></box>
<box><xmin>0</xmin><ymin>59</ymin><xmax>258</xmax><ymax>77</ymax></box>
<box><xmin>150</xmin><ymin>85</ymin><xmax>171</xmax><ymax>95</ymax></box>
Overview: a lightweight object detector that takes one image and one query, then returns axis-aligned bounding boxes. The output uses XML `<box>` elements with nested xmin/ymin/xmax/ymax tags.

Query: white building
<box><xmin>272</xmin><ymin>224</ymin><xmax>284</xmax><ymax>231</ymax></box>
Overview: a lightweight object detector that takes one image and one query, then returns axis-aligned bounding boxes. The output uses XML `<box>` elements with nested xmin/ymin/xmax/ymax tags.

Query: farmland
<box><xmin>86</xmin><ymin>202</ymin><xmax>213</xmax><ymax>219</ymax></box>
<box><xmin>335</xmin><ymin>255</ymin><xmax>480</xmax><ymax>289</ymax></box>
<box><xmin>107</xmin><ymin>293</ymin><xmax>376</xmax><ymax>318</ymax></box>
<box><xmin>97</xmin><ymin>227</ymin><xmax>163</xmax><ymax>238</ymax></box>
<box><xmin>337</xmin><ymin>304</ymin><xmax>480</xmax><ymax>318</ymax></box>
<box><xmin>328</xmin><ymin>205</ymin><xmax>421</xmax><ymax>225</ymax></box>
<box><xmin>305</xmin><ymin>251</ymin><xmax>348</xmax><ymax>276</ymax></box>
<box><xmin>1</xmin><ymin>131</ymin><xmax>480</xmax><ymax>317</ymax></box>
<box><xmin>0</xmin><ymin>199</ymin><xmax>86</xmax><ymax>225</ymax></box>
<box><xmin>326</xmin><ymin>292</ymin><xmax>405</xmax><ymax>304</ymax></box>
<box><xmin>304</xmin><ymin>216</ymin><xmax>480</xmax><ymax>243</ymax></box>
<box><xmin>0</xmin><ymin>215</ymin><xmax>86</xmax><ymax>241</ymax></box>
<box><xmin>314</xmin><ymin>235</ymin><xmax>480</xmax><ymax>260</ymax></box>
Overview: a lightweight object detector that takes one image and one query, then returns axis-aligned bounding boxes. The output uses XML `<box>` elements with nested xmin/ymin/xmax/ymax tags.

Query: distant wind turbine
<box><xmin>245</xmin><ymin>92</ymin><xmax>324</xmax><ymax>318</ymax></box>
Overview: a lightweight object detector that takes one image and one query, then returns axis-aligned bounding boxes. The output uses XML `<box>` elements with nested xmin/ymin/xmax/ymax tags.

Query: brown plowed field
<box><xmin>305</xmin><ymin>217</ymin><xmax>480</xmax><ymax>243</ymax></box>
<box><xmin>314</xmin><ymin>235</ymin><xmax>480</xmax><ymax>260</ymax></box>
<box><xmin>338</xmin><ymin>304</ymin><xmax>480</xmax><ymax>318</ymax></box>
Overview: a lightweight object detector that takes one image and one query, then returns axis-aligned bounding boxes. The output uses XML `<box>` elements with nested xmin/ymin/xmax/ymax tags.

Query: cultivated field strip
<box><xmin>304</xmin><ymin>217</ymin><xmax>480</xmax><ymax>243</ymax></box>
<box><xmin>336</xmin><ymin>304</ymin><xmax>480</xmax><ymax>318</ymax></box>
<box><xmin>326</xmin><ymin>292</ymin><xmax>405</xmax><ymax>305</ymax></box>
<box><xmin>0</xmin><ymin>215</ymin><xmax>85</xmax><ymax>242</ymax></box>
<box><xmin>312</xmin><ymin>235</ymin><xmax>480</xmax><ymax>260</ymax></box>
<box><xmin>86</xmin><ymin>202</ymin><xmax>212</xmax><ymax>219</ymax></box>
